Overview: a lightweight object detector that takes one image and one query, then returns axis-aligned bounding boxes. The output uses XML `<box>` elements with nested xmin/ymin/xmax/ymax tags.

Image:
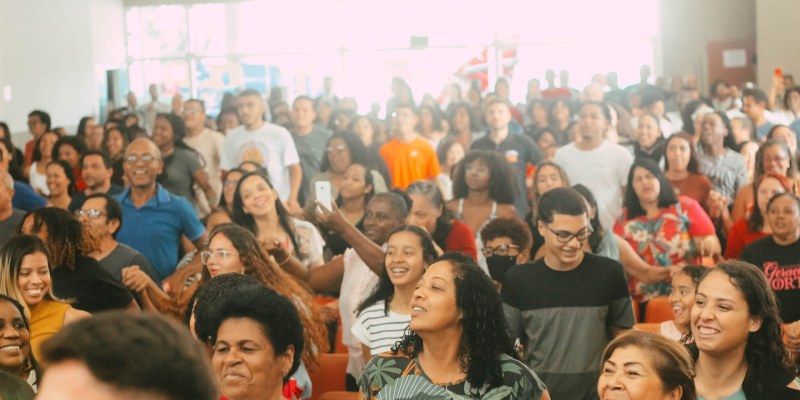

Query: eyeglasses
<box><xmin>465</xmin><ymin>165</ymin><xmax>490</xmax><ymax>176</ymax></box>
<box><xmin>183</xmin><ymin>108</ymin><xmax>203</xmax><ymax>114</ymax></box>
<box><xmin>764</xmin><ymin>155</ymin><xmax>789</xmax><ymax>163</ymax></box>
<box><xmin>223</xmin><ymin>180</ymin><xmax>240</xmax><ymax>188</ymax></box>
<box><xmin>200</xmin><ymin>250</ymin><xmax>240</xmax><ymax>265</ymax></box>
<box><xmin>327</xmin><ymin>145</ymin><xmax>347</xmax><ymax>153</ymax></box>
<box><xmin>74</xmin><ymin>209</ymin><xmax>106</xmax><ymax>219</ymax></box>
<box><xmin>124</xmin><ymin>154</ymin><xmax>157</xmax><ymax>164</ymax></box>
<box><xmin>544</xmin><ymin>223</ymin><xmax>593</xmax><ymax>243</ymax></box>
<box><xmin>482</xmin><ymin>244</ymin><xmax>520</xmax><ymax>257</ymax></box>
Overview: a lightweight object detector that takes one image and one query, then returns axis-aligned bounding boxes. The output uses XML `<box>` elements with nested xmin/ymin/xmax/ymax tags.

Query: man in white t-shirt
<box><xmin>221</xmin><ymin>89</ymin><xmax>303</xmax><ymax>215</ymax></box>
<box><xmin>554</xmin><ymin>101</ymin><xmax>633</xmax><ymax>229</ymax></box>
<box><xmin>182</xmin><ymin>99</ymin><xmax>225</xmax><ymax>216</ymax></box>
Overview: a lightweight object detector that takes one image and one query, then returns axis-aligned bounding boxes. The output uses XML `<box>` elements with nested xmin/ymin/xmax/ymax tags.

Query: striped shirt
<box><xmin>696</xmin><ymin>146</ymin><xmax>747</xmax><ymax>203</ymax></box>
<box><xmin>351</xmin><ymin>300</ymin><xmax>410</xmax><ymax>355</ymax></box>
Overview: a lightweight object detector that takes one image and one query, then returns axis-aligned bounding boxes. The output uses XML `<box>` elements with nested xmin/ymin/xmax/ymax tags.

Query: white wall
<box><xmin>659</xmin><ymin>0</ymin><xmax>756</xmax><ymax>95</ymax></box>
<box><xmin>755</xmin><ymin>0</ymin><xmax>800</xmax><ymax>90</ymax></box>
<box><xmin>0</xmin><ymin>0</ymin><xmax>125</xmax><ymax>148</ymax></box>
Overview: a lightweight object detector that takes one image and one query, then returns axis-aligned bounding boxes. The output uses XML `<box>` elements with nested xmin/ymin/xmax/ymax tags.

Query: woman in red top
<box><xmin>724</xmin><ymin>171</ymin><xmax>792</xmax><ymax>259</ymax></box>
<box><xmin>406</xmin><ymin>180</ymin><xmax>477</xmax><ymax>260</ymax></box>
<box><xmin>663</xmin><ymin>131</ymin><xmax>713</xmax><ymax>209</ymax></box>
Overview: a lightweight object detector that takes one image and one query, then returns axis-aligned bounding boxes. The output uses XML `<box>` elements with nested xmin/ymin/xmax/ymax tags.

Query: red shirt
<box><xmin>724</xmin><ymin>219</ymin><xmax>770</xmax><ymax>260</ymax></box>
<box><xmin>444</xmin><ymin>219</ymin><xmax>478</xmax><ymax>261</ymax></box>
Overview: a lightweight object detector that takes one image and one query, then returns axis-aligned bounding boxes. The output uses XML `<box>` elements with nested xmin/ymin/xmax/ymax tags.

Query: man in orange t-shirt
<box><xmin>380</xmin><ymin>103</ymin><xmax>442</xmax><ymax>189</ymax></box>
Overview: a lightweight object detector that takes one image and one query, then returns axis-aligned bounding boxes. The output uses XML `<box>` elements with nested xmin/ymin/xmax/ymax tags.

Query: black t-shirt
<box><xmin>51</xmin><ymin>256</ymin><xmax>134</xmax><ymax>313</ymax></box>
<box><xmin>471</xmin><ymin>133</ymin><xmax>541</xmax><ymax>220</ymax></box>
<box><xmin>741</xmin><ymin>236</ymin><xmax>800</xmax><ymax>323</ymax></box>
<box><xmin>67</xmin><ymin>184</ymin><xmax>125</xmax><ymax>212</ymax></box>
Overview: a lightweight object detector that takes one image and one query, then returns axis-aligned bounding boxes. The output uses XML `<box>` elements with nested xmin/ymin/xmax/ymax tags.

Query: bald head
<box><xmin>126</xmin><ymin>138</ymin><xmax>162</xmax><ymax>161</ymax></box>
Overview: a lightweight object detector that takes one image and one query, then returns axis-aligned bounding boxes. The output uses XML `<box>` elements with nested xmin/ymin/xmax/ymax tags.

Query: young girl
<box><xmin>351</xmin><ymin>225</ymin><xmax>437</xmax><ymax>362</ymax></box>
<box><xmin>658</xmin><ymin>265</ymin><xmax>709</xmax><ymax>341</ymax></box>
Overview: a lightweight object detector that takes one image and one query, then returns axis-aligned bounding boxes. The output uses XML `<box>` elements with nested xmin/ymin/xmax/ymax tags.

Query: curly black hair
<box><xmin>51</xmin><ymin>135</ymin><xmax>87</xmax><ymax>165</ymax></box>
<box><xmin>479</xmin><ymin>217</ymin><xmax>532</xmax><ymax>251</ymax></box>
<box><xmin>16</xmin><ymin>208</ymin><xmax>98</xmax><ymax>269</ymax></box>
<box><xmin>207</xmin><ymin>285</ymin><xmax>305</xmax><ymax>385</ymax></box>
<box><xmin>685</xmin><ymin>261</ymin><xmax>797</xmax><ymax>398</ymax></box>
<box><xmin>189</xmin><ymin>273</ymin><xmax>262</xmax><ymax>340</ymax></box>
<box><xmin>392</xmin><ymin>252</ymin><xmax>518</xmax><ymax>389</ymax></box>
<box><xmin>451</xmin><ymin>150</ymin><xmax>517</xmax><ymax>205</ymax></box>
<box><xmin>357</xmin><ymin>225</ymin><xmax>437</xmax><ymax>315</ymax></box>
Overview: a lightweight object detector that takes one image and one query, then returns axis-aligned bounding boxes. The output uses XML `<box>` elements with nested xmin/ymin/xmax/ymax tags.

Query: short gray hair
<box><xmin>127</xmin><ymin>138</ymin><xmax>162</xmax><ymax>161</ymax></box>
<box><xmin>406</xmin><ymin>181</ymin><xmax>445</xmax><ymax>212</ymax></box>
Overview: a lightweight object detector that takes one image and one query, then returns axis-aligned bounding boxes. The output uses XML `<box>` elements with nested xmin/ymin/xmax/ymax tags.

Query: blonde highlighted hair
<box><xmin>0</xmin><ymin>235</ymin><xmax>63</xmax><ymax>318</ymax></box>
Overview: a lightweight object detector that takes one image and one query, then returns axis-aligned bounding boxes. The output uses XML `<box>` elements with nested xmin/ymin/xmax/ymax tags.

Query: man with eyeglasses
<box><xmin>290</xmin><ymin>95</ymin><xmax>332</xmax><ymax>205</ymax></box>
<box><xmin>471</xmin><ymin>99</ymin><xmax>542</xmax><ymax>219</ymax></box>
<box><xmin>379</xmin><ymin>103</ymin><xmax>442</xmax><ymax>190</ymax></box>
<box><xmin>221</xmin><ymin>89</ymin><xmax>303</xmax><ymax>216</ymax></box>
<box><xmin>502</xmin><ymin>187</ymin><xmax>634</xmax><ymax>400</ymax></box>
<box><xmin>67</xmin><ymin>150</ymin><xmax>124</xmax><ymax>212</ymax></box>
<box><xmin>78</xmin><ymin>193</ymin><xmax>158</xmax><ymax>287</ymax></box>
<box><xmin>115</xmin><ymin>138</ymin><xmax>207</xmax><ymax>282</ymax></box>
<box><xmin>182</xmin><ymin>99</ymin><xmax>225</xmax><ymax>212</ymax></box>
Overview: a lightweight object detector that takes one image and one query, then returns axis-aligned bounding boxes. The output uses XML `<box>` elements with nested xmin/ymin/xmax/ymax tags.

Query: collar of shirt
<box><xmin>118</xmin><ymin>183</ymin><xmax>172</xmax><ymax>209</ymax></box>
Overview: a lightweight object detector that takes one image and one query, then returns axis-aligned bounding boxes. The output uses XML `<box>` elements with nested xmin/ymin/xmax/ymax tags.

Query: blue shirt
<box><xmin>12</xmin><ymin>181</ymin><xmax>47</xmax><ymax>211</ymax></box>
<box><xmin>756</xmin><ymin>120</ymin><xmax>774</xmax><ymax>141</ymax></box>
<box><xmin>115</xmin><ymin>184</ymin><xmax>205</xmax><ymax>281</ymax></box>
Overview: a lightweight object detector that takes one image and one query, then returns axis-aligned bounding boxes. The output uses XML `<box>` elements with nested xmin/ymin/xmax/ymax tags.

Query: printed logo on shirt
<box><xmin>763</xmin><ymin>262</ymin><xmax>800</xmax><ymax>291</ymax></box>
<box><xmin>237</xmin><ymin>141</ymin><xmax>270</xmax><ymax>167</ymax></box>
<box><xmin>410</xmin><ymin>151</ymin><xmax>420</xmax><ymax>157</ymax></box>
<box><xmin>505</xmin><ymin>150</ymin><xmax>519</xmax><ymax>163</ymax></box>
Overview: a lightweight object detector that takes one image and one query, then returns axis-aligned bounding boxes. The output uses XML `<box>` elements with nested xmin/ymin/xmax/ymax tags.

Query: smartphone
<box><xmin>316</xmin><ymin>181</ymin><xmax>332</xmax><ymax>212</ymax></box>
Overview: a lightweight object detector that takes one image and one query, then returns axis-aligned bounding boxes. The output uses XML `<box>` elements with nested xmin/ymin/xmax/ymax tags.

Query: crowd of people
<box><xmin>1</xmin><ymin>66</ymin><xmax>800</xmax><ymax>400</ymax></box>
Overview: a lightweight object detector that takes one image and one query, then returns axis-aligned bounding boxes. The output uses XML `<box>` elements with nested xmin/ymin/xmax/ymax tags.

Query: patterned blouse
<box><xmin>613</xmin><ymin>196</ymin><xmax>715</xmax><ymax>302</ymax></box>
<box><xmin>358</xmin><ymin>352</ymin><xmax>546</xmax><ymax>400</ymax></box>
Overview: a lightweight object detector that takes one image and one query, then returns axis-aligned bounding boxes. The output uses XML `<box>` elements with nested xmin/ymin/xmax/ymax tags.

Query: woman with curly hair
<box><xmin>446</xmin><ymin>150</ymin><xmax>517</xmax><ymax>270</ymax></box>
<box><xmin>18</xmin><ymin>208</ymin><xmax>136</xmax><ymax>313</ymax></box>
<box><xmin>123</xmin><ymin>223</ymin><xmax>328</xmax><ymax>369</ymax></box>
<box><xmin>359</xmin><ymin>252</ymin><xmax>550</xmax><ymax>400</ymax></box>
<box><xmin>352</xmin><ymin>225</ymin><xmax>437</xmax><ymax>363</ymax></box>
<box><xmin>687</xmin><ymin>260</ymin><xmax>800</xmax><ymax>399</ymax></box>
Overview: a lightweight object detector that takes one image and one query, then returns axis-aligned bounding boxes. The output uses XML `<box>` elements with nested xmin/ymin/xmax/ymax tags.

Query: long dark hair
<box><xmin>448</xmin><ymin>103</ymin><xmax>480</xmax><ymax>135</ymax></box>
<box><xmin>334</xmin><ymin>163</ymin><xmax>374</xmax><ymax>208</ymax></box>
<box><xmin>51</xmin><ymin>135</ymin><xmax>87</xmax><ymax>165</ymax></box>
<box><xmin>76</xmin><ymin>116</ymin><xmax>94</xmax><ymax>138</ymax></box>
<box><xmin>16</xmin><ymin>208</ymin><xmax>99</xmax><ymax>270</ymax></box>
<box><xmin>102</xmin><ymin>126</ymin><xmax>129</xmax><ymax>160</ymax></box>
<box><xmin>572</xmin><ymin>184</ymin><xmax>603</xmax><ymax>253</ymax></box>
<box><xmin>418</xmin><ymin>104</ymin><xmax>444</xmax><ymax>132</ymax></box>
<box><xmin>0</xmin><ymin>123</ymin><xmax>24</xmax><ymax>181</ymax></box>
<box><xmin>451</xmin><ymin>150</ymin><xmax>516</xmax><ymax>204</ymax></box>
<box><xmin>664</xmin><ymin>131</ymin><xmax>701</xmax><ymax>174</ymax></box>
<box><xmin>623</xmin><ymin>158</ymin><xmax>678</xmax><ymax>220</ymax></box>
<box><xmin>748</xmin><ymin>172</ymin><xmax>792</xmax><ymax>232</ymax></box>
<box><xmin>31</xmin><ymin>131</ymin><xmax>59</xmax><ymax>163</ymax></box>
<box><xmin>358</xmin><ymin>225</ymin><xmax>437</xmax><ymax>315</ymax></box>
<box><xmin>393</xmin><ymin>252</ymin><xmax>518</xmax><ymax>389</ymax></box>
<box><xmin>0</xmin><ymin>294</ymin><xmax>42</xmax><ymax>387</ymax></box>
<box><xmin>319</xmin><ymin>130</ymin><xmax>371</xmax><ymax>173</ymax></box>
<box><xmin>685</xmin><ymin>261</ymin><xmax>797</xmax><ymax>398</ymax></box>
<box><xmin>230</xmin><ymin>172</ymin><xmax>300</xmax><ymax>261</ymax></box>
<box><xmin>156</xmin><ymin>112</ymin><xmax>204</xmax><ymax>163</ymax></box>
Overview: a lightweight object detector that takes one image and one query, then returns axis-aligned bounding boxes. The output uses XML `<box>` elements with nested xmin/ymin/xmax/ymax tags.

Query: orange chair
<box><xmin>636</xmin><ymin>323</ymin><xmax>660</xmax><ymax>332</ymax></box>
<box><xmin>334</xmin><ymin>324</ymin><xmax>348</xmax><ymax>354</ymax></box>
<box><xmin>319</xmin><ymin>392</ymin><xmax>360</xmax><ymax>400</ymax></box>
<box><xmin>308</xmin><ymin>354</ymin><xmax>349</xmax><ymax>400</ymax></box>
<box><xmin>644</xmin><ymin>296</ymin><xmax>674</xmax><ymax>323</ymax></box>
<box><xmin>632</xmin><ymin>301</ymin><xmax>640</xmax><ymax>323</ymax></box>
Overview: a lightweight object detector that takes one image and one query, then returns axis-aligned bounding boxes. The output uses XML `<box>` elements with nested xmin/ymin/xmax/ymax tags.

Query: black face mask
<box><xmin>486</xmin><ymin>255</ymin><xmax>517</xmax><ymax>282</ymax></box>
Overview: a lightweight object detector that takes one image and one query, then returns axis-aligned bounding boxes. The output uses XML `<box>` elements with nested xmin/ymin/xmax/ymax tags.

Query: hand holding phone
<box><xmin>316</xmin><ymin>181</ymin><xmax>332</xmax><ymax>212</ymax></box>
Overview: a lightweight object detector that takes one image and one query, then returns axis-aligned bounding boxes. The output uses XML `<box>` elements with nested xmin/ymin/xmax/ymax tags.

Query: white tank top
<box><xmin>29</xmin><ymin>162</ymin><xmax>49</xmax><ymax>196</ymax></box>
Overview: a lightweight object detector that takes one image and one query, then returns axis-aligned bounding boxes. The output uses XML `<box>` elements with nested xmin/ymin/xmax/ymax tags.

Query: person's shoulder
<box><xmin>582</xmin><ymin>252</ymin><xmax>625</xmax><ymax>272</ymax></box>
<box><xmin>225</xmin><ymin>125</ymin><xmax>248</xmax><ymax>138</ymax></box>
<box><xmin>449</xmin><ymin>219</ymin><xmax>474</xmax><ymax>235</ymax></box>
<box><xmin>9</xmin><ymin>208</ymin><xmax>26</xmax><ymax>219</ymax></box>
<box><xmin>358</xmin><ymin>300</ymin><xmax>387</xmax><ymax>319</ymax></box>
<box><xmin>688</xmin><ymin>173</ymin><xmax>712</xmax><ymax>185</ymax></box>
<box><xmin>113</xmin><ymin>243</ymin><xmax>142</xmax><ymax>258</ymax></box>
<box><xmin>505</xmin><ymin>259</ymin><xmax>543</xmax><ymax>280</ymax></box>
<box><xmin>496</xmin><ymin>354</ymin><xmax>546</xmax><ymax>396</ymax></box>
<box><xmin>730</xmin><ymin>218</ymin><xmax>749</xmax><ymax>234</ymax></box>
<box><xmin>553</xmin><ymin>142</ymin><xmax>578</xmax><ymax>156</ymax></box>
